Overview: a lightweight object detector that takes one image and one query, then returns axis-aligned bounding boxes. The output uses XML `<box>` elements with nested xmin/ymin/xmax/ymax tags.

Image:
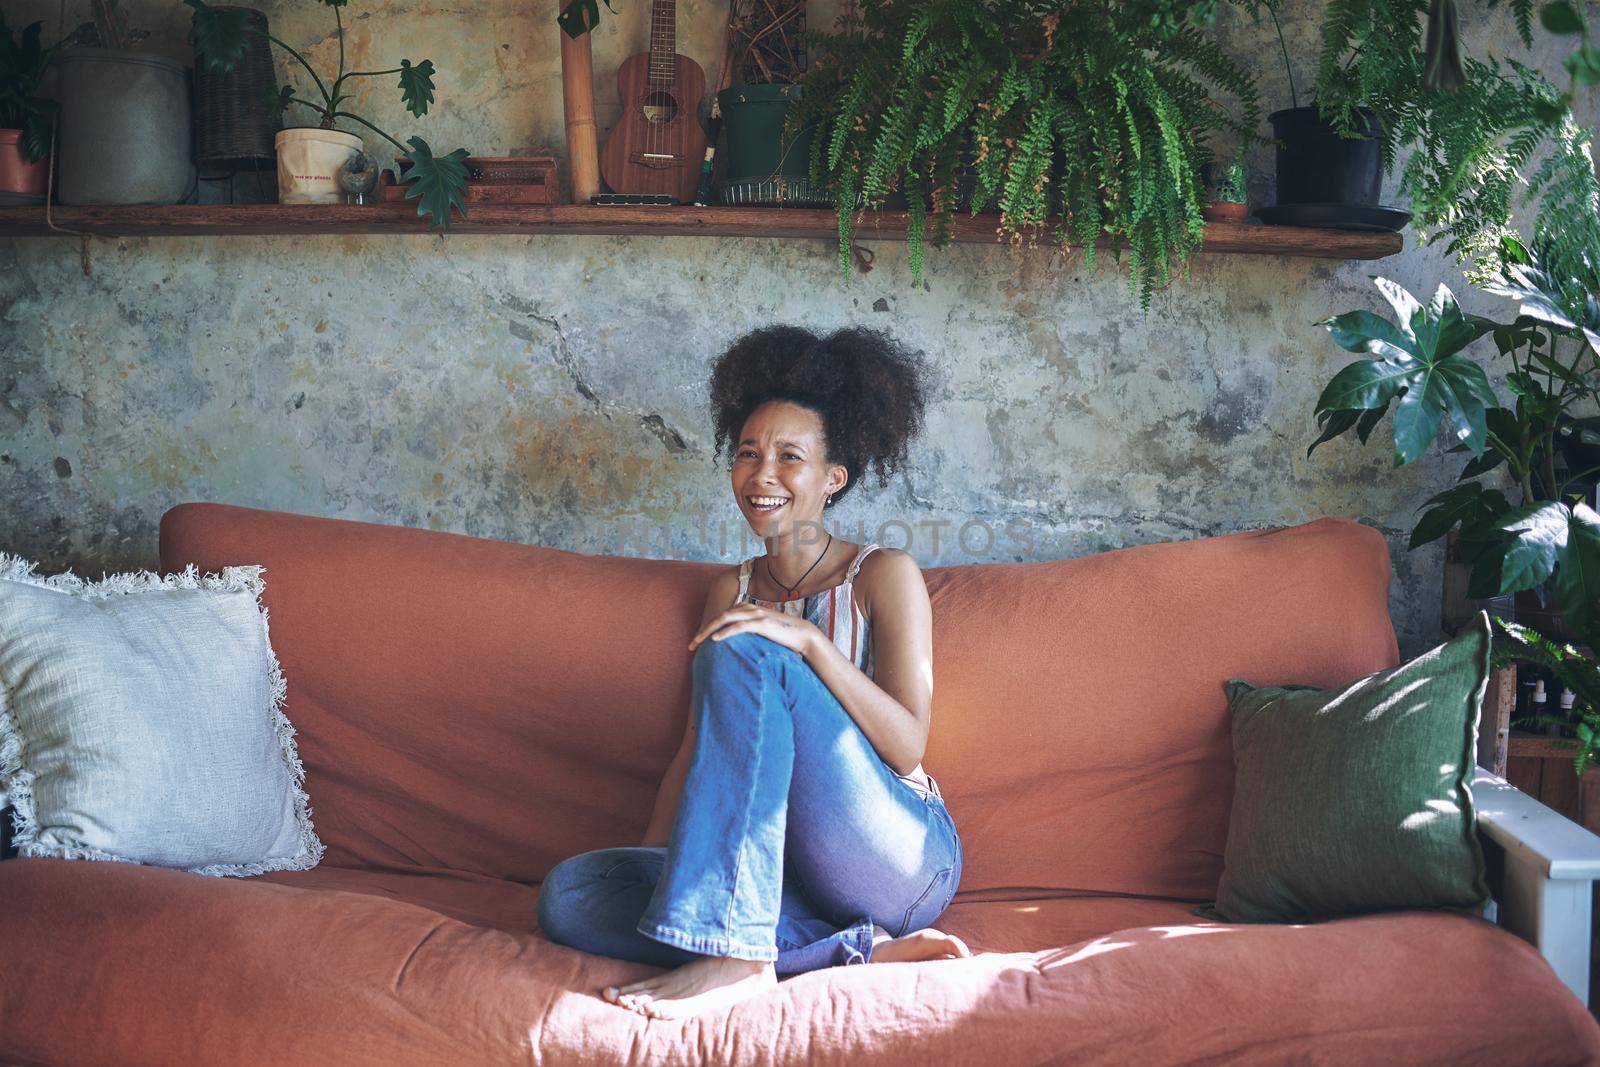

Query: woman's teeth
<box><xmin>748</xmin><ymin>496</ymin><xmax>788</xmax><ymax>512</ymax></box>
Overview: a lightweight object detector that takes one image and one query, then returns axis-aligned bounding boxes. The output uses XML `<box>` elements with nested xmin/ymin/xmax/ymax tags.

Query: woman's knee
<box><xmin>535</xmin><ymin>852</ymin><xmax>607</xmax><ymax>940</ymax></box>
<box><xmin>693</xmin><ymin>630</ymin><xmax>773</xmax><ymax>666</ymax></box>
<box><xmin>691</xmin><ymin>632</ymin><xmax>796</xmax><ymax>688</ymax></box>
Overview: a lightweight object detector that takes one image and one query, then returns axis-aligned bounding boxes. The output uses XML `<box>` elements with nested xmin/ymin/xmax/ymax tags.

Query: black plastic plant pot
<box><xmin>1268</xmin><ymin>105</ymin><xmax>1383</xmax><ymax>207</ymax></box>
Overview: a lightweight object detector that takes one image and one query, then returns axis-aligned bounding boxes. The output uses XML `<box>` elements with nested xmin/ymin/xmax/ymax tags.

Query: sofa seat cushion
<box><xmin>3</xmin><ymin>858</ymin><xmax>1595</xmax><ymax>1066</ymax></box>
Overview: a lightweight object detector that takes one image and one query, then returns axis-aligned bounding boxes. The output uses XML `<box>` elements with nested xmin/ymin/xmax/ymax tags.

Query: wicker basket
<box><xmin>194</xmin><ymin>7</ymin><xmax>278</xmax><ymax>172</ymax></box>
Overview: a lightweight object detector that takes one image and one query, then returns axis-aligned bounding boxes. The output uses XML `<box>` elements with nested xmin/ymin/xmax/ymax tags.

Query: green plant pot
<box><xmin>716</xmin><ymin>83</ymin><xmax>815</xmax><ymax>182</ymax></box>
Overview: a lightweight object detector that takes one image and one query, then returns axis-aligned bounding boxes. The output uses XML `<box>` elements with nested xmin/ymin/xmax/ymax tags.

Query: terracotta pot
<box><xmin>1202</xmin><ymin>200</ymin><xmax>1249</xmax><ymax>223</ymax></box>
<box><xmin>0</xmin><ymin>129</ymin><xmax>49</xmax><ymax>203</ymax></box>
<box><xmin>275</xmin><ymin>127</ymin><xmax>363</xmax><ymax>205</ymax></box>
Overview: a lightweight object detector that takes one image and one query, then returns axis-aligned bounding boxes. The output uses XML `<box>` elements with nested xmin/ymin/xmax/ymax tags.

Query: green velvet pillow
<box><xmin>1204</xmin><ymin>610</ymin><xmax>1493</xmax><ymax>924</ymax></box>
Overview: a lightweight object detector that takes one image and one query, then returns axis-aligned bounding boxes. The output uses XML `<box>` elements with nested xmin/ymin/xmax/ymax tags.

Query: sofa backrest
<box><xmin>160</xmin><ymin>503</ymin><xmax>1397</xmax><ymax>899</ymax></box>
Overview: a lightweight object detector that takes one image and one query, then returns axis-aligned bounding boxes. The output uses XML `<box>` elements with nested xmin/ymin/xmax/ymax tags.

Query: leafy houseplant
<box><xmin>1202</xmin><ymin>156</ymin><xmax>1248</xmax><ymax>221</ymax></box>
<box><xmin>0</xmin><ymin>15</ymin><xmax>59</xmax><ymax>167</ymax></box>
<box><xmin>186</xmin><ymin>0</ymin><xmax>468</xmax><ymax>228</ymax></box>
<box><xmin>1245</xmin><ymin>0</ymin><xmax>1390</xmax><ymax>224</ymax></box>
<box><xmin>1305</xmin><ymin>0</ymin><xmax>1598</xmax><ymax>288</ymax></box>
<box><xmin>1309</xmin><ymin>236</ymin><xmax>1600</xmax><ymax>661</ymax></box>
<box><xmin>715</xmin><ymin>0</ymin><xmax>823</xmax><ymax>207</ymax></box>
<box><xmin>785</xmin><ymin>0</ymin><xmax>1261</xmax><ymax>306</ymax></box>
<box><xmin>51</xmin><ymin>0</ymin><xmax>193</xmax><ymax>205</ymax></box>
<box><xmin>1492</xmin><ymin>616</ymin><xmax>1600</xmax><ymax>776</ymax></box>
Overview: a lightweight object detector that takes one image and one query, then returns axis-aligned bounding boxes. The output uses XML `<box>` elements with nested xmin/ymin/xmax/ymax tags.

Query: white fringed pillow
<box><xmin>0</xmin><ymin>555</ymin><xmax>324</xmax><ymax>877</ymax></box>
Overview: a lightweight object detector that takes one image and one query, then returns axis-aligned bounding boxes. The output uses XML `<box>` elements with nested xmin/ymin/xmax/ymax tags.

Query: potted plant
<box><xmin>1309</xmin><ymin>234</ymin><xmax>1600</xmax><ymax>665</ymax></box>
<box><xmin>0</xmin><ymin>15</ymin><xmax>59</xmax><ymax>204</ymax></box>
<box><xmin>186</xmin><ymin>0</ymin><xmax>468</xmax><ymax>228</ymax></box>
<box><xmin>787</xmin><ymin>0</ymin><xmax>1261</xmax><ymax>306</ymax></box>
<box><xmin>1202</xmin><ymin>155</ymin><xmax>1249</xmax><ymax>223</ymax></box>
<box><xmin>1249</xmin><ymin>0</ymin><xmax>1396</xmax><ymax>231</ymax></box>
<box><xmin>713</xmin><ymin>0</ymin><xmax>823</xmax><ymax>207</ymax></box>
<box><xmin>54</xmin><ymin>0</ymin><xmax>194</xmax><ymax>205</ymax></box>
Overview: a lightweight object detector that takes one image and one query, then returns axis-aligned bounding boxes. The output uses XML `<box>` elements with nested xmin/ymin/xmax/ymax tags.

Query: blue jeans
<box><xmin>537</xmin><ymin>632</ymin><xmax>963</xmax><ymax>976</ymax></box>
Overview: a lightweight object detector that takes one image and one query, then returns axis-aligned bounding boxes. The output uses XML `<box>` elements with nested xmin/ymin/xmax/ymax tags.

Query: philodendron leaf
<box><xmin>399</xmin><ymin>135</ymin><xmax>469</xmax><ymax>230</ymax></box>
<box><xmin>558</xmin><ymin>0</ymin><xmax>618</xmax><ymax>38</ymax></box>
<box><xmin>398</xmin><ymin>59</ymin><xmax>436</xmax><ymax>118</ymax></box>
<box><xmin>1556</xmin><ymin>503</ymin><xmax>1600</xmax><ymax>635</ymax></box>
<box><xmin>185</xmin><ymin>0</ymin><xmax>250</xmax><ymax>76</ymax></box>
<box><xmin>262</xmin><ymin>83</ymin><xmax>293</xmax><ymax>119</ymax></box>
<box><xmin>1497</xmin><ymin>501</ymin><xmax>1573</xmax><ymax>593</ymax></box>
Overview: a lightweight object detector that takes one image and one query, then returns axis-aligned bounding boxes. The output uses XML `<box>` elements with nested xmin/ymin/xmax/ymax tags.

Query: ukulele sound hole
<box><xmin>641</xmin><ymin>91</ymin><xmax>679</xmax><ymax>124</ymax></box>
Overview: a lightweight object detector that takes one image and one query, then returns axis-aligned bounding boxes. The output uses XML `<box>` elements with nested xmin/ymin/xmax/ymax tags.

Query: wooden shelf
<box><xmin>0</xmin><ymin>204</ymin><xmax>1405</xmax><ymax>258</ymax></box>
<box><xmin>1511</xmin><ymin>731</ymin><xmax>1583</xmax><ymax>760</ymax></box>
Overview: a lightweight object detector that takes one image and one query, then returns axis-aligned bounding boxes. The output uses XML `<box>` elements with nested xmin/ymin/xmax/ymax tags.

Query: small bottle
<box><xmin>1559</xmin><ymin>688</ymin><xmax>1577</xmax><ymax>738</ymax></box>
<box><xmin>1532</xmin><ymin>678</ymin><xmax>1548</xmax><ymax>729</ymax></box>
<box><xmin>1518</xmin><ymin>675</ymin><xmax>1538</xmax><ymax>716</ymax></box>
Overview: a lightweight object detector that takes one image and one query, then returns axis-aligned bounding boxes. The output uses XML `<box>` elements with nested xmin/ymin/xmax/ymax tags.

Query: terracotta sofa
<box><xmin>3</xmin><ymin>502</ymin><xmax>1598</xmax><ymax>1066</ymax></box>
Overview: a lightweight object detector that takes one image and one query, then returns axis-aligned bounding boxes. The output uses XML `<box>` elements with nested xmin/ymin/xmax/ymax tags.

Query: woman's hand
<box><xmin>688</xmin><ymin>602</ymin><xmax>823</xmax><ymax>658</ymax></box>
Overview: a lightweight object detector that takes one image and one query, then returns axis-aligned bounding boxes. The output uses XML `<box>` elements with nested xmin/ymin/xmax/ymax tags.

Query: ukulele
<box><xmin>598</xmin><ymin>0</ymin><xmax>708</xmax><ymax>203</ymax></box>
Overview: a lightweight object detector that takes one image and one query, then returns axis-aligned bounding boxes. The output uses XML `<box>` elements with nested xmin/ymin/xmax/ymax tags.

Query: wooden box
<box><xmin>380</xmin><ymin>156</ymin><xmax>560</xmax><ymax>206</ymax></box>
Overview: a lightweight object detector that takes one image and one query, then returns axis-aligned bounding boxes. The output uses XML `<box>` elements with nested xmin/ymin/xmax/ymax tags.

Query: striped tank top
<box><xmin>736</xmin><ymin>542</ymin><xmax>936</xmax><ymax>794</ymax></box>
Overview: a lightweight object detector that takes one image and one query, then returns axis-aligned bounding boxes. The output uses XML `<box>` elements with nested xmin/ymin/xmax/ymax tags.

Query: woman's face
<box><xmin>731</xmin><ymin>400</ymin><xmax>846</xmax><ymax>538</ymax></box>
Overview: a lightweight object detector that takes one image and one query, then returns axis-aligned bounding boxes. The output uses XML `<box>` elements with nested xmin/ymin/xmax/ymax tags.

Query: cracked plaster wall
<box><xmin>2</xmin><ymin>0</ymin><xmax>1595</xmax><ymax>660</ymax></box>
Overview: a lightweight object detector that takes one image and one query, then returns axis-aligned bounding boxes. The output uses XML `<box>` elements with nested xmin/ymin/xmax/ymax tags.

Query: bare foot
<box><xmin>869</xmin><ymin>925</ymin><xmax>971</xmax><ymax>964</ymax></box>
<box><xmin>600</xmin><ymin>956</ymin><xmax>776</xmax><ymax>1020</ymax></box>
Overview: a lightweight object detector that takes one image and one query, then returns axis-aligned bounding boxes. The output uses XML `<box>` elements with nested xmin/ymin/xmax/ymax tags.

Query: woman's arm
<box><xmin>639</xmin><ymin>565</ymin><xmax>741</xmax><ymax>847</ymax></box>
<box><xmin>800</xmin><ymin>548</ymin><xmax>932</xmax><ymax>777</ymax></box>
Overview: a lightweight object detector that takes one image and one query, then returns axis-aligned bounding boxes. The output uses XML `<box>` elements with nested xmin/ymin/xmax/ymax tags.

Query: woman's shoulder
<box><xmin>852</xmin><ymin>546</ymin><xmax>928</xmax><ymax>619</ymax></box>
<box><xmin>702</xmin><ymin>563</ymin><xmax>745</xmax><ymax>612</ymax></box>
<box><xmin>857</xmin><ymin>544</ymin><xmax>921</xmax><ymax>576</ymax></box>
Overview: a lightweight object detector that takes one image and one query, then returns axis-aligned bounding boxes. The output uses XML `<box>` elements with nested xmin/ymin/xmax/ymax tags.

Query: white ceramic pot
<box><xmin>275</xmin><ymin>128</ymin><xmax>362</xmax><ymax>204</ymax></box>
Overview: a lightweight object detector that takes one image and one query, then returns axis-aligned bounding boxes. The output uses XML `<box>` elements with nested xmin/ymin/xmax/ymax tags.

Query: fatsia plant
<box><xmin>1310</xmin><ymin>239</ymin><xmax>1600</xmax><ymax>646</ymax></box>
<box><xmin>0</xmin><ymin>15</ymin><xmax>59</xmax><ymax>164</ymax></box>
<box><xmin>786</xmin><ymin>0</ymin><xmax>1260</xmax><ymax>308</ymax></box>
<box><xmin>186</xmin><ymin>0</ymin><xmax>468</xmax><ymax>229</ymax></box>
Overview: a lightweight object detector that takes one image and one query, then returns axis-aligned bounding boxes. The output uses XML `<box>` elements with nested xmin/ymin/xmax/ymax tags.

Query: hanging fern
<box><xmin>1311</xmin><ymin>0</ymin><xmax>1599</xmax><ymax>287</ymax></box>
<box><xmin>788</xmin><ymin>0</ymin><xmax>1259</xmax><ymax>306</ymax></box>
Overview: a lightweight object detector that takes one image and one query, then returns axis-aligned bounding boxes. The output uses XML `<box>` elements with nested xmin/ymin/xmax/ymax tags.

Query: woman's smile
<box><xmin>745</xmin><ymin>494</ymin><xmax>790</xmax><ymax>514</ymax></box>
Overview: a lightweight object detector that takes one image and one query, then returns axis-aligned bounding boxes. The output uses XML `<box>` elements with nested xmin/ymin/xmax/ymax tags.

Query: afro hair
<box><xmin>708</xmin><ymin>325</ymin><xmax>931</xmax><ymax>509</ymax></box>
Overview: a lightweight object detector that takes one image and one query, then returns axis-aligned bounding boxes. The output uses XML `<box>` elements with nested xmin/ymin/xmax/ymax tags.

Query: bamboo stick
<box><xmin>560</xmin><ymin>28</ymin><xmax>601</xmax><ymax>204</ymax></box>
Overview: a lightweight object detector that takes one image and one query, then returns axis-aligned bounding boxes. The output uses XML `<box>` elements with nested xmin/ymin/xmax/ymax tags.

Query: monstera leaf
<box><xmin>1312</xmin><ymin>277</ymin><xmax>1499</xmax><ymax>465</ymax></box>
<box><xmin>398</xmin><ymin>136</ymin><xmax>469</xmax><ymax>230</ymax></box>
<box><xmin>398</xmin><ymin>59</ymin><xmax>436</xmax><ymax>118</ymax></box>
<box><xmin>185</xmin><ymin>0</ymin><xmax>250</xmax><ymax>76</ymax></box>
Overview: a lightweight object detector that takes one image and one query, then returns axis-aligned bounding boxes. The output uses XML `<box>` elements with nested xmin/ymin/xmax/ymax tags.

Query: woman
<box><xmin>537</xmin><ymin>325</ymin><xmax>967</xmax><ymax>1020</ymax></box>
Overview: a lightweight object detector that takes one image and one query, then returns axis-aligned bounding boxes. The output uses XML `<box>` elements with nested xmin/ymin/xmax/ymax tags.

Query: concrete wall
<box><xmin>2</xmin><ymin>0</ymin><xmax>1592</xmax><ymax>659</ymax></box>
